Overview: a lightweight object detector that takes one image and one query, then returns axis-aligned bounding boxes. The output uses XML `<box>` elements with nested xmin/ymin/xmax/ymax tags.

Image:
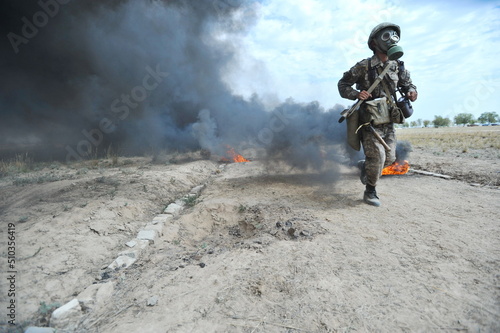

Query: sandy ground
<box><xmin>0</xmin><ymin>143</ymin><xmax>499</xmax><ymax>333</ymax></box>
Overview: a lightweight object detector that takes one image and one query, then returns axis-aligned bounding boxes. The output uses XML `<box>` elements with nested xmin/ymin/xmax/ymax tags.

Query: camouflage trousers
<box><xmin>360</xmin><ymin>123</ymin><xmax>397</xmax><ymax>187</ymax></box>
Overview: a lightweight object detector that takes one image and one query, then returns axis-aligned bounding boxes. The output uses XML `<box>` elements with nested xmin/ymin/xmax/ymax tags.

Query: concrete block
<box><xmin>144</xmin><ymin>223</ymin><xmax>164</xmax><ymax>236</ymax></box>
<box><xmin>174</xmin><ymin>197</ymin><xmax>186</xmax><ymax>206</ymax></box>
<box><xmin>164</xmin><ymin>203</ymin><xmax>183</xmax><ymax>216</ymax></box>
<box><xmin>118</xmin><ymin>249</ymin><xmax>140</xmax><ymax>259</ymax></box>
<box><xmin>108</xmin><ymin>255</ymin><xmax>136</xmax><ymax>270</ymax></box>
<box><xmin>190</xmin><ymin>185</ymin><xmax>204</xmax><ymax>195</ymax></box>
<box><xmin>152</xmin><ymin>214</ymin><xmax>173</xmax><ymax>224</ymax></box>
<box><xmin>147</xmin><ymin>295</ymin><xmax>159</xmax><ymax>306</ymax></box>
<box><xmin>50</xmin><ymin>298</ymin><xmax>82</xmax><ymax>331</ymax></box>
<box><xmin>125</xmin><ymin>240</ymin><xmax>137</xmax><ymax>248</ymax></box>
<box><xmin>137</xmin><ymin>229</ymin><xmax>156</xmax><ymax>242</ymax></box>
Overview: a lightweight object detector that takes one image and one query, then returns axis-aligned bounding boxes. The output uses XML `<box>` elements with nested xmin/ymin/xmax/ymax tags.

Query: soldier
<box><xmin>338</xmin><ymin>22</ymin><xmax>418</xmax><ymax>207</ymax></box>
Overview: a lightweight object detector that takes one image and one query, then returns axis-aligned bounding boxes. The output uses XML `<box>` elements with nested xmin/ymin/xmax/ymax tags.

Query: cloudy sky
<box><xmin>225</xmin><ymin>0</ymin><xmax>500</xmax><ymax>122</ymax></box>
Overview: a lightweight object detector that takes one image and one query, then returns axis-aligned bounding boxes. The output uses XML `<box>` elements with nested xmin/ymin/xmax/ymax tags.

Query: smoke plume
<box><xmin>395</xmin><ymin>140</ymin><xmax>412</xmax><ymax>162</ymax></box>
<box><xmin>1</xmin><ymin>0</ymin><xmax>357</xmax><ymax>170</ymax></box>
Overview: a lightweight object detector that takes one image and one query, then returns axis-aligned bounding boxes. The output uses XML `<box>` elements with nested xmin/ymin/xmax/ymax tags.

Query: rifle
<box><xmin>338</xmin><ymin>62</ymin><xmax>392</xmax><ymax>123</ymax></box>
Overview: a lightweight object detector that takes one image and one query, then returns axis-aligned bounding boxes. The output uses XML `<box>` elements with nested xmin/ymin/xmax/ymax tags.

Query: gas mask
<box><xmin>374</xmin><ymin>28</ymin><xmax>404</xmax><ymax>60</ymax></box>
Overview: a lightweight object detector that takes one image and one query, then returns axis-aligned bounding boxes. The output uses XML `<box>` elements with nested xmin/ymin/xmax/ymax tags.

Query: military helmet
<box><xmin>368</xmin><ymin>22</ymin><xmax>401</xmax><ymax>51</ymax></box>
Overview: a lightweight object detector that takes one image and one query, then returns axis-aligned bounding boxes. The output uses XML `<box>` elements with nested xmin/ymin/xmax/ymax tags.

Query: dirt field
<box><xmin>0</xmin><ymin>127</ymin><xmax>499</xmax><ymax>333</ymax></box>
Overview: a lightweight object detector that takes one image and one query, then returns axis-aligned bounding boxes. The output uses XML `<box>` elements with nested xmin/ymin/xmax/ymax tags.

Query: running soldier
<box><xmin>338</xmin><ymin>22</ymin><xmax>418</xmax><ymax>207</ymax></box>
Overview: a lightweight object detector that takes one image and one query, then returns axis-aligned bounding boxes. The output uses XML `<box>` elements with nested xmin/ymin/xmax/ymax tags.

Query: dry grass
<box><xmin>0</xmin><ymin>153</ymin><xmax>33</xmax><ymax>177</ymax></box>
<box><xmin>397</xmin><ymin>126</ymin><xmax>500</xmax><ymax>151</ymax></box>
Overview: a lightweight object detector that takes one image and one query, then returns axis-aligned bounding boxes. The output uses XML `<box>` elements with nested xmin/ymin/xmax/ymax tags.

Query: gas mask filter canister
<box><xmin>375</xmin><ymin>28</ymin><xmax>404</xmax><ymax>60</ymax></box>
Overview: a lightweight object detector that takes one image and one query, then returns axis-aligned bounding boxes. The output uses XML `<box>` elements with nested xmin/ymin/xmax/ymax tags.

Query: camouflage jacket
<box><xmin>338</xmin><ymin>54</ymin><xmax>417</xmax><ymax>101</ymax></box>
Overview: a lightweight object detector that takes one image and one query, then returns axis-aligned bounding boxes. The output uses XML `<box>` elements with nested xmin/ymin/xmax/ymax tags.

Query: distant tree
<box><xmin>454</xmin><ymin>113</ymin><xmax>475</xmax><ymax>126</ymax></box>
<box><xmin>410</xmin><ymin>121</ymin><xmax>418</xmax><ymax>127</ymax></box>
<box><xmin>423</xmin><ymin>120</ymin><xmax>431</xmax><ymax>127</ymax></box>
<box><xmin>478</xmin><ymin>112</ymin><xmax>499</xmax><ymax>124</ymax></box>
<box><xmin>416</xmin><ymin>119</ymin><xmax>423</xmax><ymax>127</ymax></box>
<box><xmin>433</xmin><ymin>116</ymin><xmax>451</xmax><ymax>127</ymax></box>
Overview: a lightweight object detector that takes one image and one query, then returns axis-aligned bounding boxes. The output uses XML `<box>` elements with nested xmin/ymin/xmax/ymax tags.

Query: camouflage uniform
<box><xmin>338</xmin><ymin>54</ymin><xmax>416</xmax><ymax>187</ymax></box>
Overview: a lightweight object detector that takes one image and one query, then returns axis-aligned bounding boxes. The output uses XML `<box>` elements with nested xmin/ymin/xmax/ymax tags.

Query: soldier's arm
<box><xmin>398</xmin><ymin>68</ymin><xmax>418</xmax><ymax>101</ymax></box>
<box><xmin>338</xmin><ymin>63</ymin><xmax>364</xmax><ymax>100</ymax></box>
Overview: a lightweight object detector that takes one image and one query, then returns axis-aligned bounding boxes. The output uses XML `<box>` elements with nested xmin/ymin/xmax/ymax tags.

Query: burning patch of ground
<box><xmin>382</xmin><ymin>160</ymin><xmax>410</xmax><ymax>175</ymax></box>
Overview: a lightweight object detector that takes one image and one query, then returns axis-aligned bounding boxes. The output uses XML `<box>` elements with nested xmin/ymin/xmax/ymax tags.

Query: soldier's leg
<box><xmin>361</xmin><ymin>127</ymin><xmax>385</xmax><ymax>207</ymax></box>
<box><xmin>383</xmin><ymin>124</ymin><xmax>397</xmax><ymax>167</ymax></box>
<box><xmin>361</xmin><ymin>127</ymin><xmax>385</xmax><ymax>187</ymax></box>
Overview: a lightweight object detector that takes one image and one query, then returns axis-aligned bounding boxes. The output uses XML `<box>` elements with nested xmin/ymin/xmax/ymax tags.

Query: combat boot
<box><xmin>358</xmin><ymin>160</ymin><xmax>367</xmax><ymax>185</ymax></box>
<box><xmin>363</xmin><ymin>186</ymin><xmax>380</xmax><ymax>207</ymax></box>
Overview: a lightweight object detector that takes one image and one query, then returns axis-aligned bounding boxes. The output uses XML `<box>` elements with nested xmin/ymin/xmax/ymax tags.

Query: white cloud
<box><xmin>224</xmin><ymin>0</ymin><xmax>500</xmax><ymax>121</ymax></box>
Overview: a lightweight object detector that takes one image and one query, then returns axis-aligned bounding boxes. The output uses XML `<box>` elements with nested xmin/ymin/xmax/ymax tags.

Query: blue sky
<box><xmin>224</xmin><ymin>0</ymin><xmax>500</xmax><ymax>122</ymax></box>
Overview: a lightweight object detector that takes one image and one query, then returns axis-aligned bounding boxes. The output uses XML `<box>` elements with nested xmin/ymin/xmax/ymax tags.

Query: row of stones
<box><xmin>25</xmin><ymin>184</ymin><xmax>206</xmax><ymax>333</ymax></box>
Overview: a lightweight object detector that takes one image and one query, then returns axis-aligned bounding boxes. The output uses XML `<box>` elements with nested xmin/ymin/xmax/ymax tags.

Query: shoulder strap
<box><xmin>367</xmin><ymin>58</ymin><xmax>377</xmax><ymax>84</ymax></box>
<box><xmin>376</xmin><ymin>66</ymin><xmax>397</xmax><ymax>106</ymax></box>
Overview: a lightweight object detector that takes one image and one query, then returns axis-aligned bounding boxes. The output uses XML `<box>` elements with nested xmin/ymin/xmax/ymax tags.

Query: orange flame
<box><xmin>225</xmin><ymin>145</ymin><xmax>250</xmax><ymax>163</ymax></box>
<box><xmin>382</xmin><ymin>160</ymin><xmax>410</xmax><ymax>175</ymax></box>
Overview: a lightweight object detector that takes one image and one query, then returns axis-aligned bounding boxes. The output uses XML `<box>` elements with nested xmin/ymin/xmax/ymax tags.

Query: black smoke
<box><xmin>0</xmin><ymin>0</ymin><xmax>355</xmax><ymax>170</ymax></box>
<box><xmin>395</xmin><ymin>140</ymin><xmax>412</xmax><ymax>162</ymax></box>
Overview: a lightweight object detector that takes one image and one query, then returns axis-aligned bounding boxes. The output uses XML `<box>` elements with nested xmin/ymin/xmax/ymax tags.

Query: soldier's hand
<box><xmin>407</xmin><ymin>91</ymin><xmax>418</xmax><ymax>102</ymax></box>
<box><xmin>357</xmin><ymin>90</ymin><xmax>372</xmax><ymax>100</ymax></box>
